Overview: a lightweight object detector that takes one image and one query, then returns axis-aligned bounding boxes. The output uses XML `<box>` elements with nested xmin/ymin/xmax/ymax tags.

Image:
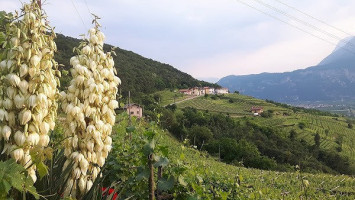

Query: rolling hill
<box><xmin>170</xmin><ymin>93</ymin><xmax>355</xmax><ymax>174</ymax></box>
<box><xmin>54</xmin><ymin>34</ymin><xmax>218</xmax><ymax>97</ymax></box>
<box><xmin>109</xmin><ymin>112</ymin><xmax>355</xmax><ymax>199</ymax></box>
<box><xmin>217</xmin><ymin>37</ymin><xmax>355</xmax><ymax>103</ymax></box>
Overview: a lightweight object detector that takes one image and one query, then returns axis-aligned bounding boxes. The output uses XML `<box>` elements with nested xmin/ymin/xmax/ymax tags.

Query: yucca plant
<box><xmin>0</xmin><ymin>0</ymin><xmax>59</xmax><ymax>184</ymax></box>
<box><xmin>60</xmin><ymin>15</ymin><xmax>120</xmax><ymax>198</ymax></box>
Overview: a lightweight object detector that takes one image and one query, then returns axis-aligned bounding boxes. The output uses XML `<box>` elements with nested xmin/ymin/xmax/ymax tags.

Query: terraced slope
<box><xmin>176</xmin><ymin>93</ymin><xmax>355</xmax><ymax>169</ymax></box>
<box><xmin>113</xmin><ymin>114</ymin><xmax>355</xmax><ymax>199</ymax></box>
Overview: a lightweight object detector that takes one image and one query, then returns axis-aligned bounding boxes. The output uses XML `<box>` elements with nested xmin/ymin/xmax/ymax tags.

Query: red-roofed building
<box><xmin>251</xmin><ymin>106</ymin><xmax>264</xmax><ymax>116</ymax></box>
<box><xmin>179</xmin><ymin>89</ymin><xmax>192</xmax><ymax>95</ymax></box>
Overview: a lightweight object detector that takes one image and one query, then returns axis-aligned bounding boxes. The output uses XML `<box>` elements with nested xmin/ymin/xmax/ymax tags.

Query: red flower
<box><xmin>102</xmin><ymin>187</ymin><xmax>118</xmax><ymax>200</ymax></box>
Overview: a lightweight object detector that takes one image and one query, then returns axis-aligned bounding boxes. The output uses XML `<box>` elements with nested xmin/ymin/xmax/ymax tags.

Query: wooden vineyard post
<box><xmin>148</xmin><ymin>154</ymin><xmax>155</xmax><ymax>200</ymax></box>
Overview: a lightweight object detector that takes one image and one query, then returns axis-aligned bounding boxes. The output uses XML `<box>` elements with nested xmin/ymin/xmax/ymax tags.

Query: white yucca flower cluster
<box><xmin>0</xmin><ymin>1</ymin><xmax>59</xmax><ymax>183</ymax></box>
<box><xmin>60</xmin><ymin>23</ymin><xmax>120</xmax><ymax>196</ymax></box>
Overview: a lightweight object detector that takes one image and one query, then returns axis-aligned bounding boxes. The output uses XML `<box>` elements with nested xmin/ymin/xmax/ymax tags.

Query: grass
<box><xmin>176</xmin><ymin>93</ymin><xmax>355</xmax><ymax>169</ymax></box>
<box><xmin>154</xmin><ymin>90</ymin><xmax>190</xmax><ymax>106</ymax></box>
<box><xmin>114</xmin><ymin>114</ymin><xmax>355</xmax><ymax>199</ymax></box>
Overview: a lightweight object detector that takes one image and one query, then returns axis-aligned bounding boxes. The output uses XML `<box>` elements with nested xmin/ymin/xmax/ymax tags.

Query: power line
<box><xmin>252</xmin><ymin>0</ymin><xmax>355</xmax><ymax>50</ymax></box>
<box><xmin>234</xmin><ymin>0</ymin><xmax>355</xmax><ymax>55</ymax></box>
<box><xmin>83</xmin><ymin>0</ymin><xmax>92</xmax><ymax>16</ymax></box>
<box><xmin>69</xmin><ymin>0</ymin><xmax>87</xmax><ymax>30</ymax></box>
<box><xmin>272</xmin><ymin>0</ymin><xmax>353</xmax><ymax>37</ymax></box>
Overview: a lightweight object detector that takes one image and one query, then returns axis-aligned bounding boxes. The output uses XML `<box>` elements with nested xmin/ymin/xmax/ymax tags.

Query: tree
<box><xmin>289</xmin><ymin>130</ymin><xmax>297</xmax><ymax>141</ymax></box>
<box><xmin>348</xmin><ymin>123</ymin><xmax>353</xmax><ymax>129</ymax></box>
<box><xmin>314</xmin><ymin>133</ymin><xmax>321</xmax><ymax>147</ymax></box>
<box><xmin>298</xmin><ymin>122</ymin><xmax>306</xmax><ymax>129</ymax></box>
<box><xmin>188</xmin><ymin>126</ymin><xmax>213</xmax><ymax>148</ymax></box>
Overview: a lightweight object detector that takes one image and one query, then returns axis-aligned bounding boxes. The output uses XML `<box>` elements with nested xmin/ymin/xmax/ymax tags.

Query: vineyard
<box><xmin>175</xmin><ymin>93</ymin><xmax>355</xmax><ymax>169</ymax></box>
<box><xmin>177</xmin><ymin>95</ymin><xmax>275</xmax><ymax>116</ymax></box>
<box><xmin>110</xmin><ymin>113</ymin><xmax>355</xmax><ymax>199</ymax></box>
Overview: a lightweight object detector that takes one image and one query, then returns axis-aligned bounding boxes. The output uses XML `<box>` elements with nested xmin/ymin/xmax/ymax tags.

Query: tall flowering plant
<box><xmin>0</xmin><ymin>0</ymin><xmax>59</xmax><ymax>183</ymax></box>
<box><xmin>60</xmin><ymin>17</ymin><xmax>120</xmax><ymax>197</ymax></box>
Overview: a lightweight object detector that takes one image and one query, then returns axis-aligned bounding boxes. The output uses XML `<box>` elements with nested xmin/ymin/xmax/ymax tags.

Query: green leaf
<box><xmin>126</xmin><ymin>126</ymin><xmax>136</xmax><ymax>133</ymax></box>
<box><xmin>24</xmin><ymin>177</ymin><xmax>39</xmax><ymax>199</ymax></box>
<box><xmin>187</xmin><ymin>195</ymin><xmax>199</xmax><ymax>200</ymax></box>
<box><xmin>143</xmin><ymin>139</ymin><xmax>155</xmax><ymax>156</ymax></box>
<box><xmin>157</xmin><ymin>145</ymin><xmax>169</xmax><ymax>157</ymax></box>
<box><xmin>144</xmin><ymin>130</ymin><xmax>155</xmax><ymax>139</ymax></box>
<box><xmin>157</xmin><ymin>175</ymin><xmax>174</xmax><ymax>192</ymax></box>
<box><xmin>179</xmin><ymin>153</ymin><xmax>185</xmax><ymax>160</ymax></box>
<box><xmin>0</xmin><ymin>180</ymin><xmax>11</xmax><ymax>194</ymax></box>
<box><xmin>154</xmin><ymin>156</ymin><xmax>169</xmax><ymax>168</ymax></box>
<box><xmin>178</xmin><ymin>175</ymin><xmax>187</xmax><ymax>187</ymax></box>
<box><xmin>37</xmin><ymin>161</ymin><xmax>49</xmax><ymax>179</ymax></box>
<box><xmin>0</xmin><ymin>159</ymin><xmax>38</xmax><ymax>198</ymax></box>
<box><xmin>136</xmin><ymin>167</ymin><xmax>150</xmax><ymax>181</ymax></box>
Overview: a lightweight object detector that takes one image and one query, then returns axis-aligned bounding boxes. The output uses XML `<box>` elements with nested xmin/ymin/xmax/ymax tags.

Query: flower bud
<box><xmin>21</xmin><ymin>110</ymin><xmax>32</xmax><ymax>125</ymax></box>
<box><xmin>19</xmin><ymin>80</ymin><xmax>29</xmax><ymax>94</ymax></box>
<box><xmin>20</xmin><ymin>64</ymin><xmax>29</xmax><ymax>77</ymax></box>
<box><xmin>78</xmin><ymin>176</ymin><xmax>86</xmax><ymax>193</ymax></box>
<box><xmin>86</xmin><ymin>180</ymin><xmax>93</xmax><ymax>192</ymax></box>
<box><xmin>2</xmin><ymin>126</ymin><xmax>11</xmax><ymax>141</ymax></box>
<box><xmin>8</xmin><ymin>112</ymin><xmax>15</xmax><ymax>127</ymax></box>
<box><xmin>80</xmin><ymin>158</ymin><xmax>89</xmax><ymax>175</ymax></box>
<box><xmin>14</xmin><ymin>131</ymin><xmax>26</xmax><ymax>146</ymax></box>
<box><xmin>3</xmin><ymin>98</ymin><xmax>13</xmax><ymax>110</ymax></box>
<box><xmin>12</xmin><ymin>148</ymin><xmax>24</xmax><ymax>162</ymax></box>
<box><xmin>39</xmin><ymin>122</ymin><xmax>50</xmax><ymax>135</ymax></box>
<box><xmin>30</xmin><ymin>55</ymin><xmax>40</xmax><ymax>67</ymax></box>
<box><xmin>6</xmin><ymin>73</ymin><xmax>21</xmax><ymax>86</ymax></box>
<box><xmin>0</xmin><ymin>109</ymin><xmax>8</xmax><ymax>121</ymax></box>
<box><xmin>27</xmin><ymin>133</ymin><xmax>40</xmax><ymax>146</ymax></box>
<box><xmin>39</xmin><ymin>134</ymin><xmax>50</xmax><ymax>147</ymax></box>
<box><xmin>14</xmin><ymin>94</ymin><xmax>25</xmax><ymax>109</ymax></box>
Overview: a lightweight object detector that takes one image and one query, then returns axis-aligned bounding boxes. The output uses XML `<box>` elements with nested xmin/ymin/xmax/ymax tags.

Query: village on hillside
<box><xmin>178</xmin><ymin>87</ymin><xmax>229</xmax><ymax>96</ymax></box>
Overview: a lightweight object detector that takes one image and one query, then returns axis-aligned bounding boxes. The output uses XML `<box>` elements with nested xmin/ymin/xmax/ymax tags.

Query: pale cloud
<box><xmin>185</xmin><ymin>35</ymin><xmax>333</xmax><ymax>77</ymax></box>
<box><xmin>1</xmin><ymin>0</ymin><xmax>355</xmax><ymax>80</ymax></box>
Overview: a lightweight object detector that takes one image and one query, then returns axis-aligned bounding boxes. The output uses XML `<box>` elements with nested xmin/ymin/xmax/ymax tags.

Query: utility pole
<box><xmin>128</xmin><ymin>91</ymin><xmax>131</xmax><ymax>125</ymax></box>
<box><xmin>219</xmin><ymin>144</ymin><xmax>221</xmax><ymax>161</ymax></box>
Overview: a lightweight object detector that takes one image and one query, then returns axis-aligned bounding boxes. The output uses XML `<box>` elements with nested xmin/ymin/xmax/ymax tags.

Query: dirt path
<box><xmin>172</xmin><ymin>95</ymin><xmax>200</xmax><ymax>105</ymax></box>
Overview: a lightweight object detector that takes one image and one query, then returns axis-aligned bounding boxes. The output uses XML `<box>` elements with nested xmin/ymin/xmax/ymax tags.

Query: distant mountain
<box><xmin>197</xmin><ymin>77</ymin><xmax>220</xmax><ymax>83</ymax></box>
<box><xmin>218</xmin><ymin>37</ymin><xmax>355</xmax><ymax>103</ymax></box>
<box><xmin>54</xmin><ymin>34</ymin><xmax>218</xmax><ymax>97</ymax></box>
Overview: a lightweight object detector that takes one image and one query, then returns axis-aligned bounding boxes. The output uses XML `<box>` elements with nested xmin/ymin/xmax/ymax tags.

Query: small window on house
<box><xmin>130</xmin><ymin>112</ymin><xmax>134</xmax><ymax>114</ymax></box>
<box><xmin>137</xmin><ymin>111</ymin><xmax>139</xmax><ymax>114</ymax></box>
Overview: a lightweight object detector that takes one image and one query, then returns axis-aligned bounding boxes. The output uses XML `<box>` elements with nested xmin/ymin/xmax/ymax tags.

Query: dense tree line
<box><xmin>160</xmin><ymin>107</ymin><xmax>353</xmax><ymax>174</ymax></box>
<box><xmin>120</xmin><ymin>92</ymin><xmax>354</xmax><ymax>174</ymax></box>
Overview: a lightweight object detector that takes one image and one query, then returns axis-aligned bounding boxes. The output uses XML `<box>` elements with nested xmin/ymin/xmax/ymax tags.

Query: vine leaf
<box><xmin>157</xmin><ymin>175</ymin><xmax>174</xmax><ymax>192</ymax></box>
<box><xmin>154</xmin><ymin>156</ymin><xmax>169</xmax><ymax>168</ymax></box>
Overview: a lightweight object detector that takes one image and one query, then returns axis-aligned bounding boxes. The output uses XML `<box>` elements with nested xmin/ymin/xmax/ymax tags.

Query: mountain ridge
<box><xmin>218</xmin><ymin>37</ymin><xmax>355</xmax><ymax>103</ymax></box>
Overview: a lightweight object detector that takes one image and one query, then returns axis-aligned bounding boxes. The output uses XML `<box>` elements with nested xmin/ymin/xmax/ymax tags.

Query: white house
<box><xmin>215</xmin><ymin>88</ymin><xmax>229</xmax><ymax>94</ymax></box>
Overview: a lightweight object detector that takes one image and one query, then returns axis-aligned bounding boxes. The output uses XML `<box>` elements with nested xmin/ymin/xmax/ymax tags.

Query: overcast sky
<box><xmin>2</xmin><ymin>0</ymin><xmax>355</xmax><ymax>82</ymax></box>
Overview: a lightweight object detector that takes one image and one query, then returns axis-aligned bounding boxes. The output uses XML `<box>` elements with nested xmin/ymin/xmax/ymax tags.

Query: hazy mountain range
<box><xmin>218</xmin><ymin>37</ymin><xmax>355</xmax><ymax>103</ymax></box>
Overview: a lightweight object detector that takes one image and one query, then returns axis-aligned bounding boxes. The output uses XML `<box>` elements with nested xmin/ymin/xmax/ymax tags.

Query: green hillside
<box><xmin>54</xmin><ymin>34</ymin><xmax>218</xmax><ymax>97</ymax></box>
<box><xmin>151</xmin><ymin>92</ymin><xmax>355</xmax><ymax>174</ymax></box>
<box><xmin>107</xmin><ymin>113</ymin><xmax>355</xmax><ymax>199</ymax></box>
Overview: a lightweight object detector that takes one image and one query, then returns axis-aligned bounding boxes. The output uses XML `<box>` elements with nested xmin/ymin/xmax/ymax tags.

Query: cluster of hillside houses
<box><xmin>123</xmin><ymin>87</ymin><xmax>230</xmax><ymax>118</ymax></box>
<box><xmin>178</xmin><ymin>87</ymin><xmax>229</xmax><ymax>96</ymax></box>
